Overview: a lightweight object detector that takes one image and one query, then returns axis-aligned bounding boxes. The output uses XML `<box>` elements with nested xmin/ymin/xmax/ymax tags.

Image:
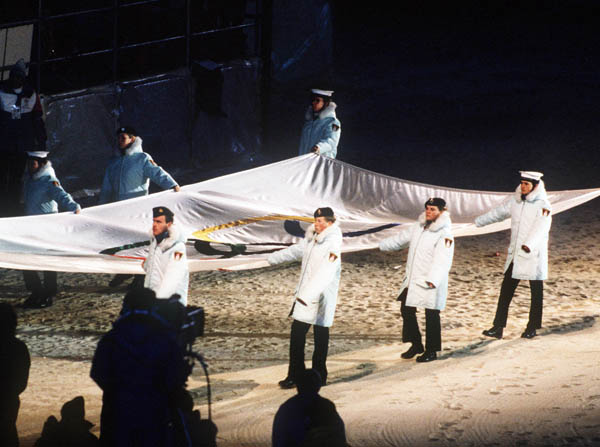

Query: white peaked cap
<box><xmin>311</xmin><ymin>88</ymin><xmax>334</xmax><ymax>97</ymax></box>
<box><xmin>27</xmin><ymin>151</ymin><xmax>50</xmax><ymax>159</ymax></box>
<box><xmin>519</xmin><ymin>171</ymin><xmax>544</xmax><ymax>181</ymax></box>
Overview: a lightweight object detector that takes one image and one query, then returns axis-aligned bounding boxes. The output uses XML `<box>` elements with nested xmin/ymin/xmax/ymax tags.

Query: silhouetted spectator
<box><xmin>0</xmin><ymin>302</ymin><xmax>31</xmax><ymax>447</ymax></box>
<box><xmin>90</xmin><ymin>288</ymin><xmax>187</xmax><ymax>447</ymax></box>
<box><xmin>0</xmin><ymin>59</ymin><xmax>47</xmax><ymax>217</ymax></box>
<box><xmin>34</xmin><ymin>396</ymin><xmax>98</xmax><ymax>447</ymax></box>
<box><xmin>272</xmin><ymin>369</ymin><xmax>346</xmax><ymax>447</ymax></box>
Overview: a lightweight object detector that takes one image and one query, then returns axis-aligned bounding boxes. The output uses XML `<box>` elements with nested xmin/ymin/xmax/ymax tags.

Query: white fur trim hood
<box><xmin>513</xmin><ymin>180</ymin><xmax>548</xmax><ymax>203</ymax></box>
<box><xmin>30</xmin><ymin>161</ymin><xmax>55</xmax><ymax>181</ymax></box>
<box><xmin>151</xmin><ymin>223</ymin><xmax>185</xmax><ymax>252</ymax></box>
<box><xmin>417</xmin><ymin>210</ymin><xmax>452</xmax><ymax>232</ymax></box>
<box><xmin>304</xmin><ymin>221</ymin><xmax>340</xmax><ymax>242</ymax></box>
<box><xmin>304</xmin><ymin>102</ymin><xmax>338</xmax><ymax>121</ymax></box>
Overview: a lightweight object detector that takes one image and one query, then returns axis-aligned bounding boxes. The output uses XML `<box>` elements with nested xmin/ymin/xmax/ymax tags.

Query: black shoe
<box><xmin>22</xmin><ymin>293</ymin><xmax>42</xmax><ymax>308</ymax></box>
<box><xmin>482</xmin><ymin>326</ymin><xmax>503</xmax><ymax>339</ymax></box>
<box><xmin>36</xmin><ymin>295</ymin><xmax>53</xmax><ymax>308</ymax></box>
<box><xmin>521</xmin><ymin>328</ymin><xmax>537</xmax><ymax>339</ymax></box>
<box><xmin>416</xmin><ymin>351</ymin><xmax>437</xmax><ymax>363</ymax></box>
<box><xmin>401</xmin><ymin>343</ymin><xmax>424</xmax><ymax>359</ymax></box>
<box><xmin>278</xmin><ymin>377</ymin><xmax>296</xmax><ymax>389</ymax></box>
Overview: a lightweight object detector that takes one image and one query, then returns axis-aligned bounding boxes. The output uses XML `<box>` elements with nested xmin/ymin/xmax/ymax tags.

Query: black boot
<box><xmin>416</xmin><ymin>350</ymin><xmax>437</xmax><ymax>363</ymax></box>
<box><xmin>37</xmin><ymin>295</ymin><xmax>54</xmax><ymax>308</ymax></box>
<box><xmin>482</xmin><ymin>326</ymin><xmax>503</xmax><ymax>339</ymax></box>
<box><xmin>521</xmin><ymin>327</ymin><xmax>537</xmax><ymax>339</ymax></box>
<box><xmin>23</xmin><ymin>292</ymin><xmax>42</xmax><ymax>308</ymax></box>
<box><xmin>401</xmin><ymin>343</ymin><xmax>424</xmax><ymax>359</ymax></box>
<box><xmin>278</xmin><ymin>377</ymin><xmax>296</xmax><ymax>389</ymax></box>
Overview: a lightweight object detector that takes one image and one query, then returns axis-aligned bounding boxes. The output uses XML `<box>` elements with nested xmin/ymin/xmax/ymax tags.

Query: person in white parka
<box><xmin>380</xmin><ymin>198</ymin><xmax>454</xmax><ymax>363</ymax></box>
<box><xmin>268</xmin><ymin>207</ymin><xmax>342</xmax><ymax>389</ymax></box>
<box><xmin>477</xmin><ymin>171</ymin><xmax>552</xmax><ymax>340</ymax></box>
<box><xmin>298</xmin><ymin>89</ymin><xmax>341</xmax><ymax>158</ymax></box>
<box><xmin>143</xmin><ymin>206</ymin><xmax>189</xmax><ymax>306</ymax></box>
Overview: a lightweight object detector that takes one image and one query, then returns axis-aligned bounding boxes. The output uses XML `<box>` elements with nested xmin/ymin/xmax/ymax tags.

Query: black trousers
<box><xmin>399</xmin><ymin>289</ymin><xmax>441</xmax><ymax>352</ymax></box>
<box><xmin>23</xmin><ymin>270</ymin><xmax>57</xmax><ymax>297</ymax></box>
<box><xmin>492</xmin><ymin>263</ymin><xmax>543</xmax><ymax>329</ymax></box>
<box><xmin>288</xmin><ymin>319</ymin><xmax>329</xmax><ymax>384</ymax></box>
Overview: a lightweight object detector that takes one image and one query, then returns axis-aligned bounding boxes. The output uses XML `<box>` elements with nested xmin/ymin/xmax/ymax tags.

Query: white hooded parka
<box><xmin>268</xmin><ymin>222</ymin><xmax>342</xmax><ymax>327</ymax></box>
<box><xmin>23</xmin><ymin>161</ymin><xmax>80</xmax><ymax>215</ymax></box>
<box><xmin>298</xmin><ymin>102</ymin><xmax>341</xmax><ymax>159</ymax></box>
<box><xmin>475</xmin><ymin>181</ymin><xmax>552</xmax><ymax>280</ymax></box>
<box><xmin>380</xmin><ymin>212</ymin><xmax>454</xmax><ymax>310</ymax></box>
<box><xmin>99</xmin><ymin>137</ymin><xmax>178</xmax><ymax>204</ymax></box>
<box><xmin>143</xmin><ymin>224</ymin><xmax>189</xmax><ymax>305</ymax></box>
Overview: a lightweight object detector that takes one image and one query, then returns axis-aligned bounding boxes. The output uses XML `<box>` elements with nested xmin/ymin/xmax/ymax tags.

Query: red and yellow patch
<box><xmin>542</xmin><ymin>208</ymin><xmax>551</xmax><ymax>216</ymax></box>
<box><xmin>332</xmin><ymin>124</ymin><xmax>340</xmax><ymax>131</ymax></box>
<box><xmin>174</xmin><ymin>252</ymin><xmax>183</xmax><ymax>260</ymax></box>
<box><xmin>329</xmin><ymin>253</ymin><xmax>338</xmax><ymax>262</ymax></box>
<box><xmin>52</xmin><ymin>181</ymin><xmax>60</xmax><ymax>187</ymax></box>
<box><xmin>445</xmin><ymin>238</ymin><xmax>453</xmax><ymax>248</ymax></box>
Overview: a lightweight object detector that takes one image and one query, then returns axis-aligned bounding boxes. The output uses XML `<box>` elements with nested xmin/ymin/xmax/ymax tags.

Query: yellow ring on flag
<box><xmin>192</xmin><ymin>215</ymin><xmax>314</xmax><ymax>243</ymax></box>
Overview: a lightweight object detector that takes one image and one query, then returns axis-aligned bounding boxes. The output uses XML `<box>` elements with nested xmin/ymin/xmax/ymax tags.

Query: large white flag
<box><xmin>1</xmin><ymin>154</ymin><xmax>599</xmax><ymax>273</ymax></box>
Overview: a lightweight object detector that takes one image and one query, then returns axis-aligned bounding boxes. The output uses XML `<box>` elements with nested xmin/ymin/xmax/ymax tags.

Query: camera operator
<box><xmin>90</xmin><ymin>288</ymin><xmax>187</xmax><ymax>447</ymax></box>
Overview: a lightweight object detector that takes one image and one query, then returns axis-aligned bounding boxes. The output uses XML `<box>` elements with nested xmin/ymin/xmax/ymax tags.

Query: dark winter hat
<box><xmin>153</xmin><ymin>206</ymin><xmax>174</xmax><ymax>220</ymax></box>
<box><xmin>122</xmin><ymin>287</ymin><xmax>156</xmax><ymax>312</ymax></box>
<box><xmin>9</xmin><ymin>58</ymin><xmax>27</xmax><ymax>80</ymax></box>
<box><xmin>116</xmin><ymin>126</ymin><xmax>137</xmax><ymax>136</ymax></box>
<box><xmin>0</xmin><ymin>303</ymin><xmax>17</xmax><ymax>337</ymax></box>
<box><xmin>296</xmin><ymin>369</ymin><xmax>322</xmax><ymax>394</ymax></box>
<box><xmin>314</xmin><ymin>207</ymin><xmax>335</xmax><ymax>218</ymax></box>
<box><xmin>425</xmin><ymin>197</ymin><xmax>446</xmax><ymax>211</ymax></box>
<box><xmin>60</xmin><ymin>396</ymin><xmax>86</xmax><ymax>422</ymax></box>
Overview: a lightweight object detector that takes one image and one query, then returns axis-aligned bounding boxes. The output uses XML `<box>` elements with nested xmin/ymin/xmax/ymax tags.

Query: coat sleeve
<box><xmin>142</xmin><ymin>155</ymin><xmax>178</xmax><ymax>190</ymax></box>
<box><xmin>267</xmin><ymin>239</ymin><xmax>306</xmax><ymax>265</ymax></box>
<box><xmin>155</xmin><ymin>244</ymin><xmax>188</xmax><ymax>299</ymax></box>
<box><xmin>523</xmin><ymin>202</ymin><xmax>552</xmax><ymax>250</ymax></box>
<box><xmin>298</xmin><ymin>230</ymin><xmax>342</xmax><ymax>302</ymax></box>
<box><xmin>379</xmin><ymin>226</ymin><xmax>412</xmax><ymax>252</ymax></box>
<box><xmin>47</xmin><ymin>179</ymin><xmax>81</xmax><ymax>212</ymax></box>
<box><xmin>316</xmin><ymin>118</ymin><xmax>341</xmax><ymax>158</ymax></box>
<box><xmin>475</xmin><ymin>199</ymin><xmax>512</xmax><ymax>227</ymax></box>
<box><xmin>427</xmin><ymin>231</ymin><xmax>454</xmax><ymax>288</ymax></box>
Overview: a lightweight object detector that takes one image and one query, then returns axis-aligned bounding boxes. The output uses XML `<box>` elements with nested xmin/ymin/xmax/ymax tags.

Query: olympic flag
<box><xmin>1</xmin><ymin>155</ymin><xmax>599</xmax><ymax>273</ymax></box>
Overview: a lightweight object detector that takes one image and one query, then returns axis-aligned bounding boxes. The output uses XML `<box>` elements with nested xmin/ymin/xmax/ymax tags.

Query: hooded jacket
<box><xmin>380</xmin><ymin>211</ymin><xmax>454</xmax><ymax>310</ymax></box>
<box><xmin>143</xmin><ymin>224</ymin><xmax>189</xmax><ymax>305</ymax></box>
<box><xmin>475</xmin><ymin>181</ymin><xmax>552</xmax><ymax>280</ymax></box>
<box><xmin>99</xmin><ymin>137</ymin><xmax>178</xmax><ymax>204</ymax></box>
<box><xmin>23</xmin><ymin>161</ymin><xmax>80</xmax><ymax>216</ymax></box>
<box><xmin>268</xmin><ymin>222</ymin><xmax>342</xmax><ymax>327</ymax></box>
<box><xmin>298</xmin><ymin>102</ymin><xmax>341</xmax><ymax>159</ymax></box>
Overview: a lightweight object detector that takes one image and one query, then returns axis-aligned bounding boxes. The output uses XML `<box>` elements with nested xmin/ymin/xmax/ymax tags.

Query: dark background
<box><xmin>266</xmin><ymin>1</ymin><xmax>600</xmax><ymax>191</ymax></box>
<box><xmin>3</xmin><ymin>1</ymin><xmax>600</xmax><ymax>192</ymax></box>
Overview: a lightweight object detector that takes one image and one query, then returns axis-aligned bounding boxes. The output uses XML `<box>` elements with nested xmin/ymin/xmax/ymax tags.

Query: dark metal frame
<box><xmin>1</xmin><ymin>0</ymin><xmax>267</xmax><ymax>94</ymax></box>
